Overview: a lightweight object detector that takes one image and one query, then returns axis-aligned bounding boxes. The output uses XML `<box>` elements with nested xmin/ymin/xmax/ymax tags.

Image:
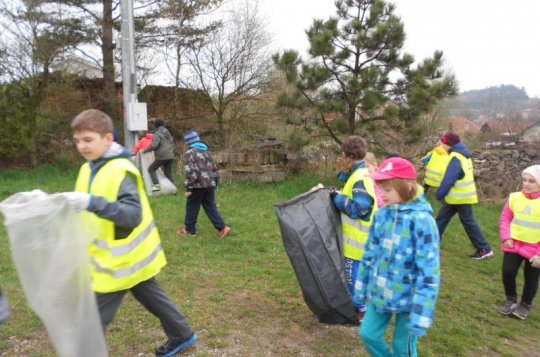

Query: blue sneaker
<box><xmin>155</xmin><ymin>333</ymin><xmax>197</xmax><ymax>356</ymax></box>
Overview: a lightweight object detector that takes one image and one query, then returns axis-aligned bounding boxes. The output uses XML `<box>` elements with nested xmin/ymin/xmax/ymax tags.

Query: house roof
<box><xmin>448</xmin><ymin>117</ymin><xmax>480</xmax><ymax>135</ymax></box>
<box><xmin>479</xmin><ymin>117</ymin><xmax>537</xmax><ymax>135</ymax></box>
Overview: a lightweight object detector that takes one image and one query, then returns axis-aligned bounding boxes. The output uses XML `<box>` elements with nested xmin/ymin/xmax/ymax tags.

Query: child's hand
<box><xmin>185</xmin><ymin>191</ymin><xmax>192</xmax><ymax>197</ymax></box>
<box><xmin>503</xmin><ymin>239</ymin><xmax>514</xmax><ymax>248</ymax></box>
<box><xmin>530</xmin><ymin>255</ymin><xmax>540</xmax><ymax>269</ymax></box>
<box><xmin>61</xmin><ymin>192</ymin><xmax>91</xmax><ymax>212</ymax></box>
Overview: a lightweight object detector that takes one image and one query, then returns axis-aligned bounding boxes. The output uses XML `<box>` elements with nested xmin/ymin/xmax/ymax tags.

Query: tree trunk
<box><xmin>28</xmin><ymin>108</ymin><xmax>38</xmax><ymax>168</ymax></box>
<box><xmin>102</xmin><ymin>0</ymin><xmax>117</xmax><ymax>121</ymax></box>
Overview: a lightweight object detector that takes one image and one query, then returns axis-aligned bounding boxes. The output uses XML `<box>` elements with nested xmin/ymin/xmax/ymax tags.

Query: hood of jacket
<box><xmin>382</xmin><ymin>193</ymin><xmax>433</xmax><ymax>216</ymax></box>
<box><xmin>434</xmin><ymin>144</ymin><xmax>448</xmax><ymax>155</ymax></box>
<box><xmin>449</xmin><ymin>142</ymin><xmax>471</xmax><ymax>158</ymax></box>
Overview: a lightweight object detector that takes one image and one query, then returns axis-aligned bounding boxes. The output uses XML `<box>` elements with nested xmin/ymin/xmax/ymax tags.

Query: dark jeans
<box><xmin>148</xmin><ymin>159</ymin><xmax>175</xmax><ymax>185</ymax></box>
<box><xmin>185</xmin><ymin>187</ymin><xmax>226</xmax><ymax>234</ymax></box>
<box><xmin>502</xmin><ymin>252</ymin><xmax>540</xmax><ymax>305</ymax></box>
<box><xmin>96</xmin><ymin>277</ymin><xmax>193</xmax><ymax>340</ymax></box>
<box><xmin>436</xmin><ymin>202</ymin><xmax>491</xmax><ymax>251</ymax></box>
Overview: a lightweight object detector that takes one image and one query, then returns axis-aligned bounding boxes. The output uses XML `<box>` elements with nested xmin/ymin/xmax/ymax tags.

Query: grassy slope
<box><xmin>0</xmin><ymin>166</ymin><xmax>538</xmax><ymax>356</ymax></box>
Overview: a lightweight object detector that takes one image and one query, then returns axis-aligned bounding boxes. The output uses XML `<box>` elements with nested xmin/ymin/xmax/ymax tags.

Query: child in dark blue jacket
<box><xmin>435</xmin><ymin>132</ymin><xmax>493</xmax><ymax>260</ymax></box>
<box><xmin>354</xmin><ymin>157</ymin><xmax>440</xmax><ymax>357</ymax></box>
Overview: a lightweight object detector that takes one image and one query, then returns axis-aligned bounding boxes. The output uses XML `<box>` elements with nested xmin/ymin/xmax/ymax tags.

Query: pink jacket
<box><xmin>499</xmin><ymin>190</ymin><xmax>540</xmax><ymax>260</ymax></box>
<box><xmin>133</xmin><ymin>133</ymin><xmax>154</xmax><ymax>154</ymax></box>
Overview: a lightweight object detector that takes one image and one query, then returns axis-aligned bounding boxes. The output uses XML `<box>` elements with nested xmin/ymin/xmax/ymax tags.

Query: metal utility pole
<box><xmin>120</xmin><ymin>0</ymin><xmax>147</xmax><ymax>150</ymax></box>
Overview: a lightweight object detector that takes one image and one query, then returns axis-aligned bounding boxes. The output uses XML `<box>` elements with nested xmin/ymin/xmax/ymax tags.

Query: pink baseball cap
<box><xmin>370</xmin><ymin>157</ymin><xmax>417</xmax><ymax>181</ymax></box>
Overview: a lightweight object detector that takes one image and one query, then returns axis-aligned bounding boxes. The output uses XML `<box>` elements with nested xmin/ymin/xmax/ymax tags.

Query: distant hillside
<box><xmin>447</xmin><ymin>84</ymin><xmax>540</xmax><ymax>119</ymax></box>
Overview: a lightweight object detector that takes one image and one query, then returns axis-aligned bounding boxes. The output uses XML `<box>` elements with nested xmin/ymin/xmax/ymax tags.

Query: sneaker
<box><xmin>218</xmin><ymin>226</ymin><xmax>231</xmax><ymax>238</ymax></box>
<box><xmin>152</xmin><ymin>184</ymin><xmax>161</xmax><ymax>192</ymax></box>
<box><xmin>512</xmin><ymin>303</ymin><xmax>530</xmax><ymax>320</ymax></box>
<box><xmin>155</xmin><ymin>333</ymin><xmax>197</xmax><ymax>356</ymax></box>
<box><xmin>176</xmin><ymin>227</ymin><xmax>196</xmax><ymax>236</ymax></box>
<box><xmin>355</xmin><ymin>306</ymin><xmax>367</xmax><ymax>323</ymax></box>
<box><xmin>470</xmin><ymin>248</ymin><xmax>494</xmax><ymax>260</ymax></box>
<box><xmin>498</xmin><ymin>299</ymin><xmax>517</xmax><ymax>315</ymax></box>
<box><xmin>357</xmin><ymin>310</ymin><xmax>365</xmax><ymax>323</ymax></box>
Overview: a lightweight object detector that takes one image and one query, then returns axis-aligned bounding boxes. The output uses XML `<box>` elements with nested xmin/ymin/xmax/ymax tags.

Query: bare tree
<box><xmin>139</xmin><ymin>0</ymin><xmax>222</xmax><ymax>123</ymax></box>
<box><xmin>187</xmin><ymin>0</ymin><xmax>272</xmax><ymax>146</ymax></box>
<box><xmin>0</xmin><ymin>0</ymin><xmax>87</xmax><ymax>167</ymax></box>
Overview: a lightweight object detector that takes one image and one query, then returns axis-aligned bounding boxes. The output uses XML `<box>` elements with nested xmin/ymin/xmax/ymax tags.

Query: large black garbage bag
<box><xmin>274</xmin><ymin>188</ymin><xmax>357</xmax><ymax>325</ymax></box>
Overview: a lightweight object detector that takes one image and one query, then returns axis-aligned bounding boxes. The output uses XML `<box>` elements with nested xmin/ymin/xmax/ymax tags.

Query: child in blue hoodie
<box><xmin>354</xmin><ymin>157</ymin><xmax>440</xmax><ymax>357</ymax></box>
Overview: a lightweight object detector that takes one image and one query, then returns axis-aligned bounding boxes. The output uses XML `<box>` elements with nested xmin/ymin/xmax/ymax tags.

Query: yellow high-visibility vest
<box><xmin>445</xmin><ymin>152</ymin><xmax>478</xmax><ymax>204</ymax></box>
<box><xmin>424</xmin><ymin>145</ymin><xmax>450</xmax><ymax>188</ymax></box>
<box><xmin>341</xmin><ymin>167</ymin><xmax>378</xmax><ymax>260</ymax></box>
<box><xmin>75</xmin><ymin>158</ymin><xmax>166</xmax><ymax>293</ymax></box>
<box><xmin>509</xmin><ymin>192</ymin><xmax>540</xmax><ymax>244</ymax></box>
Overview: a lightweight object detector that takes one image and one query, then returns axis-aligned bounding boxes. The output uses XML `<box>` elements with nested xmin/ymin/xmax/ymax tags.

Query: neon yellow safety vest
<box><xmin>75</xmin><ymin>158</ymin><xmax>166</xmax><ymax>293</ymax></box>
<box><xmin>509</xmin><ymin>192</ymin><xmax>540</xmax><ymax>244</ymax></box>
<box><xmin>341</xmin><ymin>167</ymin><xmax>378</xmax><ymax>260</ymax></box>
<box><xmin>445</xmin><ymin>152</ymin><xmax>478</xmax><ymax>204</ymax></box>
<box><xmin>424</xmin><ymin>146</ymin><xmax>450</xmax><ymax>188</ymax></box>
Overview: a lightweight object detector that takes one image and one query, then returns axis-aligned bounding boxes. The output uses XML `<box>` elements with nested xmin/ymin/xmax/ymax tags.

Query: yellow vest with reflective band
<box><xmin>424</xmin><ymin>146</ymin><xmax>450</xmax><ymax>188</ymax></box>
<box><xmin>75</xmin><ymin>158</ymin><xmax>166</xmax><ymax>293</ymax></box>
<box><xmin>509</xmin><ymin>192</ymin><xmax>540</xmax><ymax>244</ymax></box>
<box><xmin>341</xmin><ymin>166</ymin><xmax>378</xmax><ymax>260</ymax></box>
<box><xmin>445</xmin><ymin>152</ymin><xmax>478</xmax><ymax>204</ymax></box>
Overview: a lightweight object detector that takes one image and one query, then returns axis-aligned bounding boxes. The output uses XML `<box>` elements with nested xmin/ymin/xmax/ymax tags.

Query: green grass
<box><xmin>0</xmin><ymin>166</ymin><xmax>538</xmax><ymax>356</ymax></box>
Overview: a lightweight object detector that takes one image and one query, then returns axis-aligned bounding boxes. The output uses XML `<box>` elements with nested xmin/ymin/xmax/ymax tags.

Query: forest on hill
<box><xmin>448</xmin><ymin>84</ymin><xmax>540</xmax><ymax>118</ymax></box>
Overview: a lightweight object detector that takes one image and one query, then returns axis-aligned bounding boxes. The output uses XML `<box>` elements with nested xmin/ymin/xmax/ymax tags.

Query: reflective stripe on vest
<box><xmin>75</xmin><ymin>158</ymin><xmax>166</xmax><ymax>293</ymax></box>
<box><xmin>424</xmin><ymin>150</ymin><xmax>450</xmax><ymax>188</ymax></box>
<box><xmin>92</xmin><ymin>220</ymin><xmax>156</xmax><ymax>257</ymax></box>
<box><xmin>91</xmin><ymin>244</ymin><xmax>164</xmax><ymax>278</ymax></box>
<box><xmin>445</xmin><ymin>153</ymin><xmax>478</xmax><ymax>204</ymax></box>
<box><xmin>509</xmin><ymin>192</ymin><xmax>540</xmax><ymax>244</ymax></box>
<box><xmin>341</xmin><ymin>166</ymin><xmax>378</xmax><ymax>260</ymax></box>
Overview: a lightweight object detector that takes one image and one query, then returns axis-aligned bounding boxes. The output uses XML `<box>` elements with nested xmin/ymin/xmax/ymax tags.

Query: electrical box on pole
<box><xmin>120</xmin><ymin>0</ymin><xmax>146</xmax><ymax>150</ymax></box>
<box><xmin>126</xmin><ymin>102</ymin><xmax>148</xmax><ymax>131</ymax></box>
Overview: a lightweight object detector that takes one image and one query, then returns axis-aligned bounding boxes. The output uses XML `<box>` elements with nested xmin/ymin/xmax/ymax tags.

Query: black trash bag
<box><xmin>274</xmin><ymin>187</ymin><xmax>357</xmax><ymax>325</ymax></box>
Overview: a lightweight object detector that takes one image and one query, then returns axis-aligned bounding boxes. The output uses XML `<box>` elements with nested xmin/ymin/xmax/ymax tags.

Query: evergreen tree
<box><xmin>273</xmin><ymin>0</ymin><xmax>457</xmax><ymax>144</ymax></box>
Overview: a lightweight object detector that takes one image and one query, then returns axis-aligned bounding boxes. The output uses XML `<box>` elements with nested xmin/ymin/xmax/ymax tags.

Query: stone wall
<box><xmin>212</xmin><ymin>140</ymin><xmax>295</xmax><ymax>182</ymax></box>
<box><xmin>474</xmin><ymin>145</ymin><xmax>539</xmax><ymax>199</ymax></box>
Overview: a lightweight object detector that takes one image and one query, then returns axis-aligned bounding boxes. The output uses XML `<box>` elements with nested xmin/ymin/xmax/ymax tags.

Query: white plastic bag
<box><xmin>133</xmin><ymin>152</ymin><xmax>178</xmax><ymax>196</ymax></box>
<box><xmin>0</xmin><ymin>190</ymin><xmax>108</xmax><ymax>357</ymax></box>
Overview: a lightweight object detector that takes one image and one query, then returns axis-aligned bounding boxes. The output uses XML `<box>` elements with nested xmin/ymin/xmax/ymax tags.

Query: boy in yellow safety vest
<box><xmin>435</xmin><ymin>132</ymin><xmax>494</xmax><ymax>260</ymax></box>
<box><xmin>60</xmin><ymin>109</ymin><xmax>197</xmax><ymax>356</ymax></box>
<box><xmin>420</xmin><ymin>143</ymin><xmax>450</xmax><ymax>193</ymax></box>
<box><xmin>332</xmin><ymin>136</ymin><xmax>379</xmax><ymax>323</ymax></box>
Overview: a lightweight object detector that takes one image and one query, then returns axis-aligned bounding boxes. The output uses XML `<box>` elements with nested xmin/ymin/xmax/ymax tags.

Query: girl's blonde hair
<box><xmin>365</xmin><ymin>152</ymin><xmax>377</xmax><ymax>166</ymax></box>
<box><xmin>379</xmin><ymin>178</ymin><xmax>418</xmax><ymax>203</ymax></box>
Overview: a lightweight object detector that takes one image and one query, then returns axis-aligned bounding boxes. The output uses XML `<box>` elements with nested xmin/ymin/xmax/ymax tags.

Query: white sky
<box><xmin>256</xmin><ymin>0</ymin><xmax>540</xmax><ymax>98</ymax></box>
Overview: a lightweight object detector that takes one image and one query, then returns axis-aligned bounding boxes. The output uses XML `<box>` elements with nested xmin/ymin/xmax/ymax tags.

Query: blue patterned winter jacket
<box><xmin>353</xmin><ymin>194</ymin><xmax>440</xmax><ymax>337</ymax></box>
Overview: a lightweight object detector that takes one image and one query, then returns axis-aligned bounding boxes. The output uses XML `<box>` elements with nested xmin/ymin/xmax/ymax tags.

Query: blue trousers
<box><xmin>344</xmin><ymin>257</ymin><xmax>365</xmax><ymax>310</ymax></box>
<box><xmin>185</xmin><ymin>187</ymin><xmax>226</xmax><ymax>234</ymax></box>
<box><xmin>360</xmin><ymin>303</ymin><xmax>418</xmax><ymax>357</ymax></box>
<box><xmin>435</xmin><ymin>202</ymin><xmax>491</xmax><ymax>250</ymax></box>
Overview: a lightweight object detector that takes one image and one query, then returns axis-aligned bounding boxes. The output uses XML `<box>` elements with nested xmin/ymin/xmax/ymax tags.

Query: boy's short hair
<box><xmin>71</xmin><ymin>109</ymin><xmax>114</xmax><ymax>136</ymax></box>
<box><xmin>341</xmin><ymin>136</ymin><xmax>367</xmax><ymax>160</ymax></box>
<box><xmin>379</xmin><ymin>179</ymin><xmax>418</xmax><ymax>203</ymax></box>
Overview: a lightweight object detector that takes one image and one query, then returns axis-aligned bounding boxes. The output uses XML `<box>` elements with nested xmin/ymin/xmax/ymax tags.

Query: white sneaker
<box><xmin>152</xmin><ymin>184</ymin><xmax>161</xmax><ymax>192</ymax></box>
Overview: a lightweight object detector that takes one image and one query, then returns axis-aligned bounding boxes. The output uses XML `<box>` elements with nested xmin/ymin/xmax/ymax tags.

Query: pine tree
<box><xmin>273</xmin><ymin>0</ymin><xmax>458</xmax><ymax>144</ymax></box>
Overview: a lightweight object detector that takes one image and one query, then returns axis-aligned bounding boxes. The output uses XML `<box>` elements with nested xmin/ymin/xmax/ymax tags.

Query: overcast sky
<box><xmin>255</xmin><ymin>0</ymin><xmax>540</xmax><ymax>98</ymax></box>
